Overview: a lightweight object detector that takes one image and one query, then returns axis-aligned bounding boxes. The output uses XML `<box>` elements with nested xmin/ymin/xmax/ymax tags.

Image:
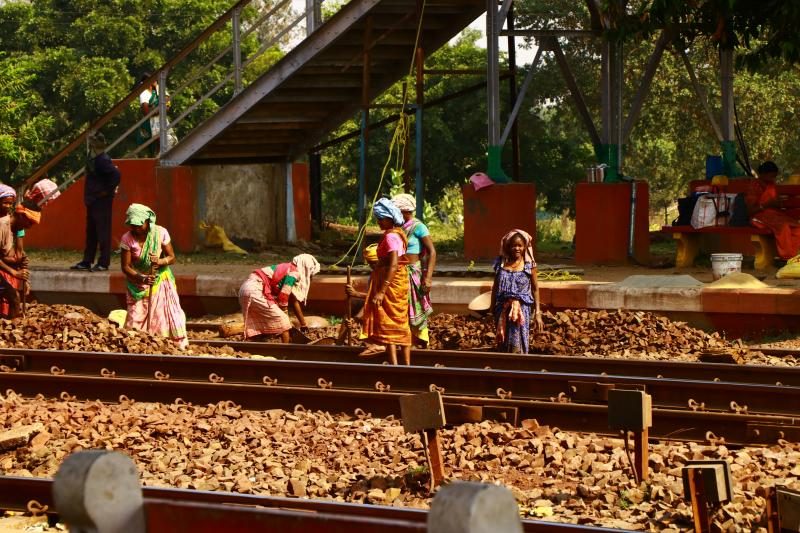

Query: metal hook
<box><xmin>100</xmin><ymin>368</ymin><xmax>116</xmax><ymax>378</ymax></box>
<box><xmin>496</xmin><ymin>388</ymin><xmax>512</xmax><ymax>400</ymax></box>
<box><xmin>154</xmin><ymin>370</ymin><xmax>170</xmax><ymax>381</ymax></box>
<box><xmin>730</xmin><ymin>401</ymin><xmax>748</xmax><ymax>414</ymax></box>
<box><xmin>375</xmin><ymin>381</ymin><xmax>391</xmax><ymax>392</ymax></box>
<box><xmin>208</xmin><ymin>373</ymin><xmax>225</xmax><ymax>384</ymax></box>
<box><xmin>50</xmin><ymin>366</ymin><xmax>65</xmax><ymax>376</ymax></box>
<box><xmin>317</xmin><ymin>378</ymin><xmax>333</xmax><ymax>389</ymax></box>
<box><xmin>262</xmin><ymin>376</ymin><xmax>278</xmax><ymax>386</ymax></box>
<box><xmin>27</xmin><ymin>500</ymin><xmax>48</xmax><ymax>516</ymax></box>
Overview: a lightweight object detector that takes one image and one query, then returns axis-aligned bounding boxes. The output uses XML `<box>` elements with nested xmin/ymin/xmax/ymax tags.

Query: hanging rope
<box><xmin>332</xmin><ymin>0</ymin><xmax>427</xmax><ymax>268</ymax></box>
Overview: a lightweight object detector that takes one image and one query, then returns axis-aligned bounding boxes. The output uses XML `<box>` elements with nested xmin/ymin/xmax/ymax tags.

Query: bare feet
<box><xmin>358</xmin><ymin>344</ymin><xmax>385</xmax><ymax>358</ymax></box>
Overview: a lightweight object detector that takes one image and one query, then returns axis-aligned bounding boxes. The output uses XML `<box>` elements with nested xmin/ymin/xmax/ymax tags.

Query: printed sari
<box><xmin>121</xmin><ymin>224</ymin><xmax>187</xmax><ymax>348</ymax></box>
<box><xmin>362</xmin><ymin>228</ymin><xmax>412</xmax><ymax>346</ymax></box>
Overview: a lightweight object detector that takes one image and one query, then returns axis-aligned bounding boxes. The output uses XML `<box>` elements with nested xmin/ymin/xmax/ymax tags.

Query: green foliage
<box><xmin>0</xmin><ymin>0</ymin><xmax>291</xmax><ymax>183</ymax></box>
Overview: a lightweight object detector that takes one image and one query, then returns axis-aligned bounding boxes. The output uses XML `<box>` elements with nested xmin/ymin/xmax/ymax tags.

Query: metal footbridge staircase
<box><xmin>23</xmin><ymin>0</ymin><xmax>485</xmax><ymax>194</ymax></box>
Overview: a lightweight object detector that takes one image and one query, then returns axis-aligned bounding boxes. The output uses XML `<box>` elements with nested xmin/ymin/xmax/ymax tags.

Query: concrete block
<box><xmin>427</xmin><ymin>482</ymin><xmax>522</xmax><ymax>533</ymax></box>
<box><xmin>53</xmin><ymin>450</ymin><xmax>145</xmax><ymax>533</ymax></box>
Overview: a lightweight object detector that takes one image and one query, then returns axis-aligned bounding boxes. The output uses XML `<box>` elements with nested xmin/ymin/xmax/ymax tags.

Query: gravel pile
<box><xmin>1</xmin><ymin>393</ymin><xmax>797</xmax><ymax>531</ymax></box>
<box><xmin>2</xmin><ymin>304</ymin><xmax>248</xmax><ymax>358</ymax></box>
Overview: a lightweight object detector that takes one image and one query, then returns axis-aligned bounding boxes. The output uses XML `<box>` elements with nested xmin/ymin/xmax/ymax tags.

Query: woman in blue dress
<box><xmin>490</xmin><ymin>229</ymin><xmax>543</xmax><ymax>353</ymax></box>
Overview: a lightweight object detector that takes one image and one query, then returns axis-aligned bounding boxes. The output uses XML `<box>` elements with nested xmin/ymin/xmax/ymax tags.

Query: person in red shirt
<box><xmin>746</xmin><ymin>161</ymin><xmax>779</xmax><ymax>214</ymax></box>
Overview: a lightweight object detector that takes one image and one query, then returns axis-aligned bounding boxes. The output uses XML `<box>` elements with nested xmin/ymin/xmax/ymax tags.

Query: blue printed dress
<box><xmin>493</xmin><ymin>259</ymin><xmax>534</xmax><ymax>354</ymax></box>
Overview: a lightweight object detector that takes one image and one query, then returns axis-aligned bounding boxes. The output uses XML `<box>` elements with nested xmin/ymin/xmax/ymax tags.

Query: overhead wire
<box><xmin>332</xmin><ymin>0</ymin><xmax>427</xmax><ymax>268</ymax></box>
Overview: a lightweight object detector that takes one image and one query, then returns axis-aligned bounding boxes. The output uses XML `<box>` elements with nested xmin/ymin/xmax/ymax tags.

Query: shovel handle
<box><xmin>345</xmin><ymin>266</ymin><xmax>352</xmax><ymax>319</ymax></box>
<box><xmin>344</xmin><ymin>266</ymin><xmax>352</xmax><ymax>346</ymax></box>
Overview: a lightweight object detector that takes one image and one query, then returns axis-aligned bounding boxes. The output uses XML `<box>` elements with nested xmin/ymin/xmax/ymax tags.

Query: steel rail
<box><xmin>0</xmin><ymin>476</ymin><xmax>622</xmax><ymax>532</ymax></box>
<box><xmin>1</xmin><ymin>372</ymin><xmax>798</xmax><ymax>445</ymax></box>
<box><xmin>0</xmin><ymin>348</ymin><xmax>797</xmax><ymax>416</ymax></box>
<box><xmin>188</xmin><ymin>341</ymin><xmax>800</xmax><ymax>387</ymax></box>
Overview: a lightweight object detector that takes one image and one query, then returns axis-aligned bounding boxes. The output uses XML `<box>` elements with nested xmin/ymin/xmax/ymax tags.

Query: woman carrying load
<box><xmin>490</xmin><ymin>229</ymin><xmax>544</xmax><ymax>354</ymax></box>
<box><xmin>239</xmin><ymin>254</ymin><xmax>320</xmax><ymax>343</ymax></box>
<box><xmin>360</xmin><ymin>198</ymin><xmax>412</xmax><ymax>365</ymax></box>
<box><xmin>119</xmin><ymin>203</ymin><xmax>188</xmax><ymax>348</ymax></box>
<box><xmin>391</xmin><ymin>193</ymin><xmax>436</xmax><ymax>347</ymax></box>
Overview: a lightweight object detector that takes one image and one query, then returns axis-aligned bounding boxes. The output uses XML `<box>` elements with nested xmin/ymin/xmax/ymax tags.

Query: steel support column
<box><xmin>415</xmin><ymin>46</ymin><xmax>425</xmax><ymax>221</ymax></box>
<box><xmin>232</xmin><ymin>7</ymin><xmax>243</xmax><ymax>94</ymax></box>
<box><xmin>506</xmin><ymin>4</ymin><xmax>520</xmax><ymax>180</ymax></box>
<box><xmin>622</xmin><ymin>29</ymin><xmax>670</xmax><ymax>142</ymax></box>
<box><xmin>599</xmin><ymin>34</ymin><xmax>623</xmax><ymax>181</ymax></box>
<box><xmin>486</xmin><ymin>0</ymin><xmax>510</xmax><ymax>182</ymax></box>
<box><xmin>158</xmin><ymin>70</ymin><xmax>169</xmax><ymax>156</ymax></box>
<box><xmin>305</xmin><ymin>0</ymin><xmax>319</xmax><ymax>35</ymax></box>
<box><xmin>358</xmin><ymin>17</ymin><xmax>373</xmax><ymax>227</ymax></box>
<box><xmin>719</xmin><ymin>47</ymin><xmax>738</xmax><ymax>176</ymax></box>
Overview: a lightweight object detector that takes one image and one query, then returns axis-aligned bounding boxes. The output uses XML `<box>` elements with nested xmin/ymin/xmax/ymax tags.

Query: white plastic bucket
<box><xmin>710</xmin><ymin>253</ymin><xmax>743</xmax><ymax>281</ymax></box>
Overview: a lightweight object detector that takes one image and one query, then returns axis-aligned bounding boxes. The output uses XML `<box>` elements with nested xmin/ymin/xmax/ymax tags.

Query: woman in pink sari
<box><xmin>119</xmin><ymin>203</ymin><xmax>187</xmax><ymax>348</ymax></box>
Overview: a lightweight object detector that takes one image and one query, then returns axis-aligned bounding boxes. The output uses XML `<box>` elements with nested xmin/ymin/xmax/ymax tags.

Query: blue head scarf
<box><xmin>373</xmin><ymin>197</ymin><xmax>403</xmax><ymax>226</ymax></box>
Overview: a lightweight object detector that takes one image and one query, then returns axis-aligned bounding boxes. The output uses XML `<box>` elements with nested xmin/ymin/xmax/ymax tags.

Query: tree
<box><xmin>0</xmin><ymin>0</ymin><xmax>290</xmax><ymax>183</ymax></box>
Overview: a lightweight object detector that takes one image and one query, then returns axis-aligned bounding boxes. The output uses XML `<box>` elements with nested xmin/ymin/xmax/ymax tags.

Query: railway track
<box><xmin>1</xmin><ymin>368</ymin><xmax>799</xmax><ymax>445</ymax></box>
<box><xmin>0</xmin><ymin>348</ymin><xmax>797</xmax><ymax>417</ymax></box>
<box><xmin>0</xmin><ymin>476</ymin><xmax>621</xmax><ymax>532</ymax></box>
<box><xmin>190</xmin><ymin>341</ymin><xmax>800</xmax><ymax>386</ymax></box>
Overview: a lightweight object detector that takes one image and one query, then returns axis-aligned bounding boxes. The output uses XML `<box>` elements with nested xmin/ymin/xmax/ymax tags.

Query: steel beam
<box><xmin>720</xmin><ymin>48</ymin><xmax>735</xmax><ymax>141</ymax></box>
<box><xmin>506</xmin><ymin>4</ymin><xmax>520</xmax><ymax>180</ymax></box>
<box><xmin>495</xmin><ymin>0</ymin><xmax>513</xmax><ymax>33</ymax></box>
<box><xmin>622</xmin><ymin>29</ymin><xmax>670</xmax><ymax>143</ymax></box>
<box><xmin>549</xmin><ymin>38</ymin><xmax>601</xmax><ymax>148</ymax></box>
<box><xmin>158</xmin><ymin>70</ymin><xmax>169</xmax><ymax>156</ymax></box>
<box><xmin>415</xmin><ymin>42</ymin><xmax>424</xmax><ymax>220</ymax></box>
<box><xmin>499</xmin><ymin>29</ymin><xmax>599</xmax><ymax>37</ymax></box>
<box><xmin>499</xmin><ymin>47</ymin><xmax>542</xmax><ymax>147</ymax></box>
<box><xmin>232</xmin><ymin>7</ymin><xmax>243</xmax><ymax>94</ymax></box>
<box><xmin>486</xmin><ymin>0</ymin><xmax>500</xmax><ymax>148</ymax></box>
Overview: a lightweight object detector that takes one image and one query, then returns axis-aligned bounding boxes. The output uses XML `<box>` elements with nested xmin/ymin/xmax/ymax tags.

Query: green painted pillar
<box><xmin>596</xmin><ymin>144</ymin><xmax>620</xmax><ymax>182</ymax></box>
<box><xmin>487</xmin><ymin>145</ymin><xmax>511</xmax><ymax>183</ymax></box>
<box><xmin>721</xmin><ymin>140</ymin><xmax>740</xmax><ymax>177</ymax></box>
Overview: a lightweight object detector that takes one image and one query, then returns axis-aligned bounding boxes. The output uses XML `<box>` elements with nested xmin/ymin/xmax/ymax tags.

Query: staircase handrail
<box><xmin>21</xmin><ymin>0</ymin><xmax>257</xmax><ymax>192</ymax></box>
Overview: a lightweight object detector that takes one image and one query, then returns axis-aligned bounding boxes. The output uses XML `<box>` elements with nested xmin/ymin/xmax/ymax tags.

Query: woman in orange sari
<box><xmin>360</xmin><ymin>198</ymin><xmax>412</xmax><ymax>365</ymax></box>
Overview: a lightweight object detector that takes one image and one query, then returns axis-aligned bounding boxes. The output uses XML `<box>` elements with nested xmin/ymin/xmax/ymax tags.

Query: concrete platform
<box><xmin>27</xmin><ymin>268</ymin><xmax>800</xmax><ymax>338</ymax></box>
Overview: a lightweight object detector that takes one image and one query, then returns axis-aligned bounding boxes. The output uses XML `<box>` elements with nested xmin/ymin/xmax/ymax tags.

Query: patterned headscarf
<box><xmin>125</xmin><ymin>203</ymin><xmax>156</xmax><ymax>226</ymax></box>
<box><xmin>499</xmin><ymin>229</ymin><xmax>536</xmax><ymax>266</ymax></box>
<box><xmin>392</xmin><ymin>193</ymin><xmax>416</xmax><ymax>213</ymax></box>
<box><xmin>25</xmin><ymin>179</ymin><xmax>60</xmax><ymax>207</ymax></box>
<box><xmin>363</xmin><ymin>244</ymin><xmax>378</xmax><ymax>263</ymax></box>
<box><xmin>291</xmin><ymin>254</ymin><xmax>320</xmax><ymax>304</ymax></box>
<box><xmin>0</xmin><ymin>185</ymin><xmax>16</xmax><ymax>200</ymax></box>
<box><xmin>125</xmin><ymin>204</ymin><xmax>159</xmax><ymax>274</ymax></box>
<box><xmin>373</xmin><ymin>198</ymin><xmax>403</xmax><ymax>226</ymax></box>
<box><xmin>15</xmin><ymin>204</ymin><xmax>41</xmax><ymax>225</ymax></box>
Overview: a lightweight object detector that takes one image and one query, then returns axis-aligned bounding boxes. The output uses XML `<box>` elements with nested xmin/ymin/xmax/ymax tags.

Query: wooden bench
<box><xmin>661</xmin><ymin>225</ymin><xmax>776</xmax><ymax>269</ymax></box>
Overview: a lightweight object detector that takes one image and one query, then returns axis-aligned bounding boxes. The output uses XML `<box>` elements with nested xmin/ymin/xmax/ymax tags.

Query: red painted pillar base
<box><xmin>575</xmin><ymin>181</ymin><xmax>649</xmax><ymax>265</ymax></box>
<box><xmin>462</xmin><ymin>183</ymin><xmax>537</xmax><ymax>260</ymax></box>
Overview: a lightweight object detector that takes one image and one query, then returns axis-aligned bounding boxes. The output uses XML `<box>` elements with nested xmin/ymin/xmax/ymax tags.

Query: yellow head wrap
<box><xmin>363</xmin><ymin>244</ymin><xmax>378</xmax><ymax>263</ymax></box>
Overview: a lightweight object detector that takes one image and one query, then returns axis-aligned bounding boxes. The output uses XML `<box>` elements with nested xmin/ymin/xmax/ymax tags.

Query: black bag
<box><xmin>673</xmin><ymin>194</ymin><xmax>701</xmax><ymax>226</ymax></box>
<box><xmin>728</xmin><ymin>193</ymin><xmax>749</xmax><ymax>227</ymax></box>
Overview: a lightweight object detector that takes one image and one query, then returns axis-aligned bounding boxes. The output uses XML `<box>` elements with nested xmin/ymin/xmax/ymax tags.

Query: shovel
<box><xmin>343</xmin><ymin>266</ymin><xmax>352</xmax><ymax>345</ymax></box>
<box><xmin>289</xmin><ymin>327</ymin><xmax>312</xmax><ymax>344</ymax></box>
<box><xmin>144</xmin><ymin>263</ymin><xmax>156</xmax><ymax>332</ymax></box>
